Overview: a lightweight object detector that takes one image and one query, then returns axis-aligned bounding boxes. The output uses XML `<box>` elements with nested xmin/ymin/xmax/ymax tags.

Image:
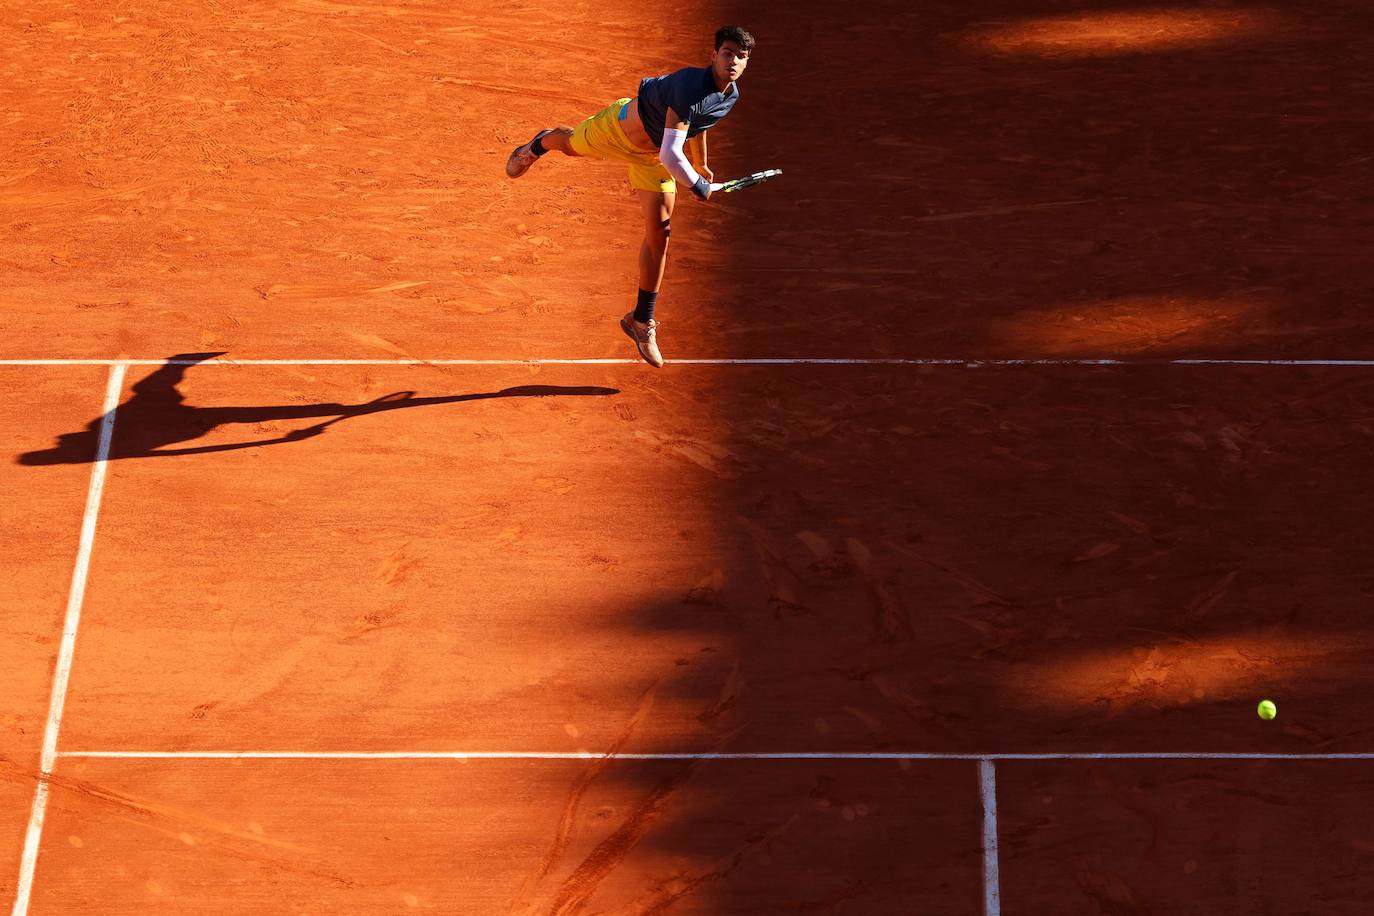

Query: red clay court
<box><xmin>5</xmin><ymin>1</ymin><xmax>1374</xmax><ymax>913</ymax></box>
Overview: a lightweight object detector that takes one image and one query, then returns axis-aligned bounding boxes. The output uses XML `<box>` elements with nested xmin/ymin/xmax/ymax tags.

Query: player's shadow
<box><xmin>17</xmin><ymin>352</ymin><xmax>619</xmax><ymax>465</ymax></box>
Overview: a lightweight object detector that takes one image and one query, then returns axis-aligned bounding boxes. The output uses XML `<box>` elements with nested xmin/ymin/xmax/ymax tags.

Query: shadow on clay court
<box><xmin>16</xmin><ymin>352</ymin><xmax>619</xmax><ymax>464</ymax></box>
<box><xmin>505</xmin><ymin>0</ymin><xmax>1374</xmax><ymax>905</ymax></box>
<box><xmin>501</xmin><ymin>361</ymin><xmax>1374</xmax><ymax>911</ymax></box>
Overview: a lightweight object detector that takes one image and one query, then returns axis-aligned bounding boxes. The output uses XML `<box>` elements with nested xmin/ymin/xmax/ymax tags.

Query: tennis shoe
<box><xmin>621</xmin><ymin>312</ymin><xmax>664</xmax><ymax>368</ymax></box>
<box><xmin>506</xmin><ymin>129</ymin><xmax>553</xmax><ymax>178</ymax></box>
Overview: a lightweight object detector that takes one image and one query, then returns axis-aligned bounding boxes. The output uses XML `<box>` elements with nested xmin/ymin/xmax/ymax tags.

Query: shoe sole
<box><xmin>620</xmin><ymin>317</ymin><xmax>664</xmax><ymax>367</ymax></box>
<box><xmin>506</xmin><ymin>129</ymin><xmax>553</xmax><ymax>178</ymax></box>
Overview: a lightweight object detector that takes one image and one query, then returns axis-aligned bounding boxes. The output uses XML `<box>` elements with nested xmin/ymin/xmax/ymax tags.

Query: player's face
<box><xmin>713</xmin><ymin>41</ymin><xmax>749</xmax><ymax>83</ymax></box>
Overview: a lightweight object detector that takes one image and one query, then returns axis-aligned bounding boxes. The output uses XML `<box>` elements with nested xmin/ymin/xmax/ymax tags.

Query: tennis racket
<box><xmin>710</xmin><ymin>168</ymin><xmax>782</xmax><ymax>194</ymax></box>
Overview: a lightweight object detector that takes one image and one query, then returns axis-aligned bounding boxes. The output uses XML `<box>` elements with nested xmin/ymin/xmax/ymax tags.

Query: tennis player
<box><xmin>505</xmin><ymin>25</ymin><xmax>754</xmax><ymax>367</ymax></box>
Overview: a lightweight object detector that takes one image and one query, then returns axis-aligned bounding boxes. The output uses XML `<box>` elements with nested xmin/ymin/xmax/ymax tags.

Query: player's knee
<box><xmin>648</xmin><ymin>217</ymin><xmax>671</xmax><ymax>247</ymax></box>
<box><xmin>642</xmin><ymin>224</ymin><xmax>666</xmax><ymax>247</ymax></box>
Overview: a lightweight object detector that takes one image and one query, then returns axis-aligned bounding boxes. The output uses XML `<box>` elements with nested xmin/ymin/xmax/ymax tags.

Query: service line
<box><xmin>56</xmin><ymin>750</ymin><xmax>1374</xmax><ymax>760</ymax></box>
<box><xmin>11</xmin><ymin>365</ymin><xmax>125</xmax><ymax>916</ymax></box>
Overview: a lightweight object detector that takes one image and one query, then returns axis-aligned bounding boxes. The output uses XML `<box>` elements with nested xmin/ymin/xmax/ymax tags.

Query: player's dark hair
<box><xmin>715</xmin><ymin>25</ymin><xmax>755</xmax><ymax>53</ymax></box>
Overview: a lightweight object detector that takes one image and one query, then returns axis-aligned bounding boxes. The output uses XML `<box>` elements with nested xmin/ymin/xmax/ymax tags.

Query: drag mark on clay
<box><xmin>544</xmin><ymin>761</ymin><xmax>701</xmax><ymax>916</ymax></box>
<box><xmin>736</xmin><ymin>517</ymin><xmax>806</xmax><ymax>612</ymax></box>
<box><xmin>340</xmin><ymin>26</ymin><xmax>409</xmax><ymax>56</ymax></box>
<box><xmin>287</xmin><ymin>0</ymin><xmax>419</xmax><ymax>16</ymax></box>
<box><xmin>1108</xmin><ymin>511</ymin><xmax>1153</xmax><ymax>537</ymax></box>
<box><xmin>869</xmin><ymin>675</ymin><xmax>958</xmax><ymax>740</ymax></box>
<box><xmin>342</xmin><ymin>605</ymin><xmax>404</xmax><ymax>641</ymax></box>
<box><xmin>1073</xmin><ymin>540</ymin><xmax>1121</xmax><ymax>563</ymax></box>
<box><xmin>378</xmin><ymin>542</ymin><xmax>422</xmax><ymax>586</ymax></box>
<box><xmin>634</xmin><ymin>430</ymin><xmax>758</xmax><ymax>480</ymax></box>
<box><xmin>794</xmin><ymin>530</ymin><xmax>835</xmax><ymax>566</ymax></box>
<box><xmin>528</xmin><ymin>687</ymin><xmax>754</xmax><ymax>913</ymax></box>
<box><xmin>847</xmin><ymin>538</ymin><xmax>914</xmax><ymax>644</ymax></box>
<box><xmin>884</xmin><ymin>540</ymin><xmax>1013</xmax><ymax>607</ymax></box>
<box><xmin>346</xmin><ymin>331</ymin><xmax>415</xmax><ymax>358</ymax></box>
<box><xmin>1183</xmin><ymin>570</ymin><xmax>1240</xmax><ymax>619</ymax></box>
<box><xmin>256</xmin><ymin>280</ymin><xmax>429</xmax><ymax>300</ymax></box>
<box><xmin>0</xmin><ymin>755</ymin><xmax>311</xmax><ymax>854</ymax></box>
<box><xmin>612</xmin><ymin>814</ymin><xmax>799</xmax><ymax>915</ymax></box>
<box><xmin>697</xmin><ymin>662</ymin><xmax>745</xmax><ymax>724</ymax></box>
<box><xmin>0</xmin><ymin>167</ymin><xmax>39</xmax><ymax>186</ymax></box>
<box><xmin>1076</xmin><ymin>861</ymin><xmax>1150</xmax><ymax>916</ymax></box>
<box><xmin>513</xmin><ymin>683</ymin><xmax>660</xmax><ymax>911</ymax></box>
<box><xmin>944</xmin><ymin>608</ymin><xmax>1032</xmax><ymax>659</ymax></box>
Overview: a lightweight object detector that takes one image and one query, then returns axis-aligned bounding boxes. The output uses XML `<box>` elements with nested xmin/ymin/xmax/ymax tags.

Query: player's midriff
<box><xmin>618</xmin><ymin>98</ymin><xmax>657</xmax><ymax>152</ymax></box>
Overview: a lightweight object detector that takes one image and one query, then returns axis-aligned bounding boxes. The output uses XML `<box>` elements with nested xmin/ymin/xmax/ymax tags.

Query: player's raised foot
<box><xmin>621</xmin><ymin>312</ymin><xmax>664</xmax><ymax>368</ymax></box>
<box><xmin>506</xmin><ymin>129</ymin><xmax>554</xmax><ymax>178</ymax></box>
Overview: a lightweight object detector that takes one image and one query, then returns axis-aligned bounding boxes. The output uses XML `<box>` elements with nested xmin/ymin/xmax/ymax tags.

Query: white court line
<box><xmin>57</xmin><ymin>750</ymin><xmax>1374</xmax><ymax>760</ymax></box>
<box><xmin>2</xmin><ymin>357</ymin><xmax>1374</xmax><ymax>367</ymax></box>
<box><xmin>979</xmin><ymin>760</ymin><xmax>1001</xmax><ymax>916</ymax></box>
<box><xmin>10</xmin><ymin>365</ymin><xmax>125</xmax><ymax>916</ymax></box>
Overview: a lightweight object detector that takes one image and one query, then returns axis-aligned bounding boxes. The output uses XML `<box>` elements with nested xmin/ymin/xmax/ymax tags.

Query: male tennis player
<box><xmin>505</xmin><ymin>25</ymin><xmax>754</xmax><ymax>367</ymax></box>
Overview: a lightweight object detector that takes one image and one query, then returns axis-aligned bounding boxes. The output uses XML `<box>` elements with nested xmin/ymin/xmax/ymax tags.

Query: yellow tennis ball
<box><xmin>1257</xmin><ymin>699</ymin><xmax>1277</xmax><ymax>720</ymax></box>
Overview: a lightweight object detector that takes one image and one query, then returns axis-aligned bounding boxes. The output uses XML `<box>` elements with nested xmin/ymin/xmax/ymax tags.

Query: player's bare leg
<box><xmin>505</xmin><ymin>126</ymin><xmax>579</xmax><ymax>178</ymax></box>
<box><xmin>621</xmin><ymin>188</ymin><xmax>675</xmax><ymax>367</ymax></box>
<box><xmin>636</xmin><ymin>188</ymin><xmax>675</xmax><ymax>292</ymax></box>
<box><xmin>537</xmin><ymin>127</ymin><xmax>579</xmax><ymax>155</ymax></box>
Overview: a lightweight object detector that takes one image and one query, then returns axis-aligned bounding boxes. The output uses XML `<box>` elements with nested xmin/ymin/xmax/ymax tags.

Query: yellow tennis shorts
<box><xmin>569</xmin><ymin>98</ymin><xmax>675</xmax><ymax>194</ymax></box>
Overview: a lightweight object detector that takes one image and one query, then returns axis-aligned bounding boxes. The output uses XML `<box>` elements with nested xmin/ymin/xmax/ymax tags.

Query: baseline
<box><xmin>3</xmin><ymin>358</ymin><xmax>1374</xmax><ymax>367</ymax></box>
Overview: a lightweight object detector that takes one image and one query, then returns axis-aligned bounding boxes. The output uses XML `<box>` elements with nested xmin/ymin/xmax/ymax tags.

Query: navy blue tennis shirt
<box><xmin>636</xmin><ymin>66</ymin><xmax>739</xmax><ymax>147</ymax></box>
